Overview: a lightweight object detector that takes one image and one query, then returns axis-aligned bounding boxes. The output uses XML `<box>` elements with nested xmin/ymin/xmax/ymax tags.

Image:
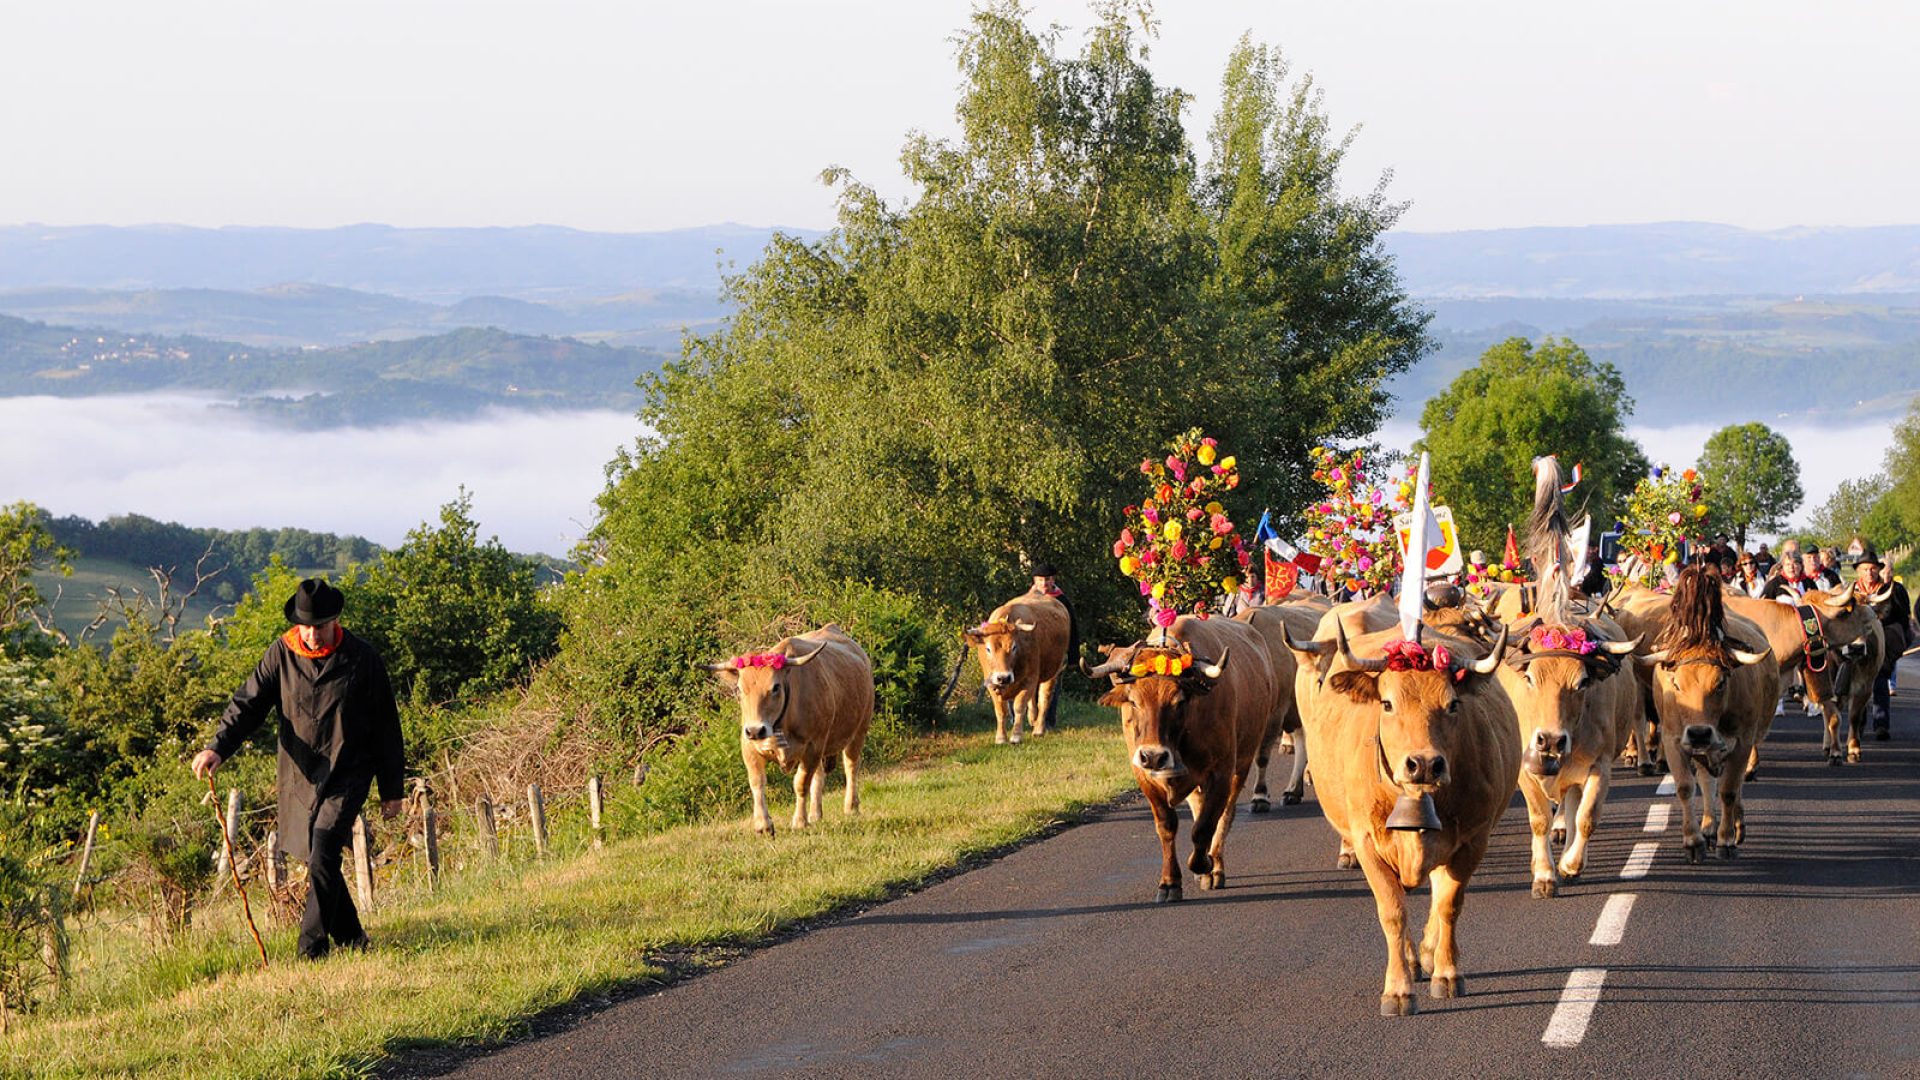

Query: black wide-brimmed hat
<box><xmin>1855</xmin><ymin>544</ymin><xmax>1884</xmax><ymax>569</ymax></box>
<box><xmin>1031</xmin><ymin>562</ymin><xmax>1059</xmax><ymax>578</ymax></box>
<box><xmin>284</xmin><ymin>579</ymin><xmax>345</xmax><ymax>626</ymax></box>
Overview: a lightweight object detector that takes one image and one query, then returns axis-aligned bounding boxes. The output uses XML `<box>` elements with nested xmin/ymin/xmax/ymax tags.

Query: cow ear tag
<box><xmin>1385</xmin><ymin>792</ymin><xmax>1442</xmax><ymax>832</ymax></box>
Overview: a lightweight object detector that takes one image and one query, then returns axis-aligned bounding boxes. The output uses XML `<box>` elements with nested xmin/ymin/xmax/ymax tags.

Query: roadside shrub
<box><xmin>0</xmin><ymin>808</ymin><xmax>68</xmax><ymax>1026</ymax></box>
<box><xmin>114</xmin><ymin>784</ymin><xmax>215</xmax><ymax>941</ymax></box>
<box><xmin>625</xmin><ymin>707</ymin><xmax>752</xmax><ymax>832</ymax></box>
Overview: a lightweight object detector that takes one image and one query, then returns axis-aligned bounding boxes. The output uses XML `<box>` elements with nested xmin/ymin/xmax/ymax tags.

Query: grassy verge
<box><xmin>5</xmin><ymin>703</ymin><xmax>1131</xmax><ymax>1078</ymax></box>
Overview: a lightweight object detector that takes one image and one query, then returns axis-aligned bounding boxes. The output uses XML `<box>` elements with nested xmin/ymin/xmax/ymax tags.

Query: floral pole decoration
<box><xmin>1608</xmin><ymin>465</ymin><xmax>1711</xmax><ymax>588</ymax></box>
<box><xmin>1301</xmin><ymin>445</ymin><xmax>1426</xmax><ymax>597</ymax></box>
<box><xmin>1113</xmin><ymin>427</ymin><xmax>1249</xmax><ymax>632</ymax></box>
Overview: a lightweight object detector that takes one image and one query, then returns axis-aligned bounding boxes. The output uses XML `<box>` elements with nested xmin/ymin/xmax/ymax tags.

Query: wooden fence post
<box><xmin>72</xmin><ymin>811</ymin><xmax>100</xmax><ymax>901</ymax></box>
<box><xmin>475</xmin><ymin>797</ymin><xmax>498</xmax><ymax>858</ymax></box>
<box><xmin>588</xmin><ymin>775</ymin><xmax>606</xmax><ymax>850</ymax></box>
<box><xmin>264</xmin><ymin>830</ymin><xmax>284</xmax><ymax>890</ymax></box>
<box><xmin>350</xmin><ymin>815</ymin><xmax>374</xmax><ymax>912</ymax></box>
<box><xmin>527</xmin><ymin>783</ymin><xmax>549</xmax><ymax>857</ymax></box>
<box><xmin>422</xmin><ymin>791</ymin><xmax>441</xmax><ymax>888</ymax></box>
<box><xmin>214</xmin><ymin>789</ymin><xmax>242</xmax><ymax>880</ymax></box>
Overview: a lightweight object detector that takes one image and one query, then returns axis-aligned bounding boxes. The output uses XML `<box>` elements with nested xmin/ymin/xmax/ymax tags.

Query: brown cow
<box><xmin>1637</xmin><ymin>568</ymin><xmax>1778</xmax><ymax>862</ymax></box>
<box><xmin>699</xmin><ymin>625</ymin><xmax>874</xmax><ymax>836</ymax></box>
<box><xmin>1232</xmin><ymin>604</ymin><xmax>1311</xmax><ymax>809</ymax></box>
<box><xmin>963</xmin><ymin>595</ymin><xmax>1071</xmax><ymax>744</ymax></box>
<box><xmin>1086</xmin><ymin>615</ymin><xmax>1277</xmax><ymax>903</ymax></box>
<box><xmin>1305</xmin><ymin>622</ymin><xmax>1519</xmax><ymax>1015</ymax></box>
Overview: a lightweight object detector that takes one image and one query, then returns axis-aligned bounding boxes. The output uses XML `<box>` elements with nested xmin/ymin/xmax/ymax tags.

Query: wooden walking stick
<box><xmin>206</xmin><ymin>775</ymin><xmax>269</xmax><ymax>969</ymax></box>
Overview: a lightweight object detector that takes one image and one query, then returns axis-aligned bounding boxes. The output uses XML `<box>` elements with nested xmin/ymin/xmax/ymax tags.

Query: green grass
<box><xmin>3</xmin><ymin>702</ymin><xmax>1133</xmax><ymax>1078</ymax></box>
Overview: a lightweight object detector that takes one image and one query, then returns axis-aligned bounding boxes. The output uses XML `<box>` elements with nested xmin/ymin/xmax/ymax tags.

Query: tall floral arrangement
<box><xmin>1301</xmin><ymin>446</ymin><xmax>1423</xmax><ymax>596</ymax></box>
<box><xmin>1609</xmin><ymin>465</ymin><xmax>1711</xmax><ymax>587</ymax></box>
<box><xmin>1113</xmin><ymin>428</ymin><xmax>1250</xmax><ymax>628</ymax></box>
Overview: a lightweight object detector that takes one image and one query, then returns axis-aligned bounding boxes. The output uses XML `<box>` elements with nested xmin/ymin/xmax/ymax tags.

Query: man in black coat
<box><xmin>1854</xmin><ymin>548</ymin><xmax>1913</xmax><ymax>740</ymax></box>
<box><xmin>191</xmin><ymin>579</ymin><xmax>405</xmax><ymax>959</ymax></box>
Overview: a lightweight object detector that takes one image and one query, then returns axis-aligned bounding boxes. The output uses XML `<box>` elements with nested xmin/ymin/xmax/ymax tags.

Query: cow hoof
<box><xmin>1154</xmin><ymin>885</ymin><xmax>1182</xmax><ymax>904</ymax></box>
<box><xmin>1558</xmin><ymin>865</ymin><xmax>1583</xmax><ymax>882</ymax></box>
<box><xmin>1337</xmin><ymin>851</ymin><xmax>1359</xmax><ymax>870</ymax></box>
<box><xmin>1638</xmin><ymin>761</ymin><xmax>1658</xmax><ymax>777</ymax></box>
<box><xmin>1684</xmin><ymin>839</ymin><xmax>1705</xmax><ymax>864</ymax></box>
<box><xmin>1209</xmin><ymin>869</ymin><xmax>1226</xmax><ymax>890</ymax></box>
<box><xmin>1744</xmin><ymin>768</ymin><xmax>1758</xmax><ymax>783</ymax></box>
<box><xmin>1250</xmin><ymin>797</ymin><xmax>1271</xmax><ymax>814</ymax></box>
<box><xmin>1532</xmin><ymin>878</ymin><xmax>1557</xmax><ymax>899</ymax></box>
<box><xmin>1282</xmin><ymin>791</ymin><xmax>1303</xmax><ymax>806</ymax></box>
<box><xmin>1009</xmin><ymin>734</ymin><xmax>1022</xmax><ymax>745</ymax></box>
<box><xmin>1847</xmin><ymin>748</ymin><xmax>1862</xmax><ymax>764</ymax></box>
<box><xmin>1719</xmin><ymin>843</ymin><xmax>1739</xmax><ymax>860</ymax></box>
<box><xmin>1431</xmin><ymin>974</ymin><xmax>1463</xmax><ymax>999</ymax></box>
<box><xmin>1828</xmin><ymin>754</ymin><xmax>1844</xmax><ymax>767</ymax></box>
<box><xmin>1380</xmin><ymin>993</ymin><xmax>1418</xmax><ymax>1017</ymax></box>
<box><xmin>1188</xmin><ymin>851</ymin><xmax>1214</xmax><ymax>876</ymax></box>
<box><xmin>994</xmin><ymin>734</ymin><xmax>1008</xmax><ymax>745</ymax></box>
<box><xmin>1550</xmin><ymin>827</ymin><xmax>1566</xmax><ymax>846</ymax></box>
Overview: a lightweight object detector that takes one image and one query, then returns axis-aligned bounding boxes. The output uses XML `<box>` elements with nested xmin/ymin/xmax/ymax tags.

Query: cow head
<box><xmin>964</xmin><ymin>618</ymin><xmax>1037</xmax><ymax>696</ymax></box>
<box><xmin>1502</xmin><ymin>622</ymin><xmax>1639</xmax><ymax>777</ymax></box>
<box><xmin>1089</xmin><ymin>644</ymin><xmax>1226</xmax><ymax>779</ymax></box>
<box><xmin>1636</xmin><ymin>643</ymin><xmax>1769</xmax><ymax>776</ymax></box>
<box><xmin>696</xmin><ymin>638</ymin><xmax>831</xmax><ymax>746</ymax></box>
<box><xmin>1327</xmin><ymin>624</ymin><xmax>1507</xmax><ymax>829</ymax></box>
<box><xmin>1807</xmin><ymin>584</ymin><xmax>1889</xmax><ymax>647</ymax></box>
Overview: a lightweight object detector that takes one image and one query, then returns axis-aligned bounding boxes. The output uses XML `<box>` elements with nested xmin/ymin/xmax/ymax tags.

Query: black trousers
<box><xmin>299</xmin><ymin>778</ymin><xmax>370</xmax><ymax>957</ymax></box>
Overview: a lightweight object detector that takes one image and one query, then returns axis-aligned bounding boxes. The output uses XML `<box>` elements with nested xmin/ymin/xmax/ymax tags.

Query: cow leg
<box><xmin>1032</xmin><ymin>676</ymin><xmax>1057</xmax><ymax>736</ymax></box>
<box><xmin>991</xmin><ymin>693</ymin><xmax>1011</xmax><ymax>745</ymax></box>
<box><xmin>1010</xmin><ymin>690</ymin><xmax>1030</xmax><ymax>744</ymax></box>
<box><xmin>1559</xmin><ymin>766</ymin><xmax>1608</xmax><ymax>880</ymax></box>
<box><xmin>1355</xmin><ymin>837</ymin><xmax>1418</xmax><ymax>1016</ymax></box>
<box><xmin>841</xmin><ymin>742</ymin><xmax>862</xmax><ymax>817</ymax></box>
<box><xmin>1197</xmin><ymin>775</ymin><xmax>1243</xmax><ymax>891</ymax></box>
<box><xmin>1717</xmin><ymin>756</ymin><xmax>1745</xmax><ymax>858</ymax></box>
<box><xmin>1424</xmin><ymin>837</ymin><xmax>1486</xmax><ymax>1000</ymax></box>
<box><xmin>1249</xmin><ymin>737</ymin><xmax>1273</xmax><ymax>814</ymax></box>
<box><xmin>1847</xmin><ymin>686</ymin><xmax>1867</xmax><ymax>763</ymax></box>
<box><xmin>806</xmin><ymin>756</ymin><xmax>828</xmax><ymax>826</ymax></box>
<box><xmin>1281</xmin><ymin>714</ymin><xmax>1308</xmax><ymax>806</ymax></box>
<box><xmin>1144</xmin><ymin>786</ymin><xmax>1182</xmax><ymax>904</ymax></box>
<box><xmin>742</xmin><ymin>742</ymin><xmax>776</xmax><ymax>836</ymax></box>
<box><xmin>1519</xmin><ymin>774</ymin><xmax>1558</xmax><ymax>898</ymax></box>
<box><xmin>1550</xmin><ymin>799</ymin><xmax>1568</xmax><ymax>847</ymax></box>
<box><xmin>790</xmin><ymin>760</ymin><xmax>811</xmax><ymax>830</ymax></box>
<box><xmin>1666</xmin><ymin>734</ymin><xmax>1706</xmax><ymax>863</ymax></box>
<box><xmin>1694</xmin><ymin>757</ymin><xmax>1720</xmax><ymax>858</ymax></box>
<box><xmin>1337</xmin><ymin>836</ymin><xmax>1359</xmax><ymax>870</ymax></box>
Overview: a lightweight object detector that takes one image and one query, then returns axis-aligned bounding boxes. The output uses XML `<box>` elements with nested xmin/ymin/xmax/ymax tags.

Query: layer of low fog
<box><xmin>3</xmin><ymin>394</ymin><xmax>644</xmax><ymax>557</ymax></box>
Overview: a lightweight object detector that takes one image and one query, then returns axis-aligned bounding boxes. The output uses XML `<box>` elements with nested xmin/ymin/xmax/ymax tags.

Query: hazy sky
<box><xmin>4</xmin><ymin>1</ymin><xmax>1915</xmax><ymax>234</ymax></box>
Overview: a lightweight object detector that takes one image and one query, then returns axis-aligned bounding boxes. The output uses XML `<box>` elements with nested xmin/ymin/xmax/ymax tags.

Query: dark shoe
<box><xmin>1875</xmin><ymin>729</ymin><xmax>1890</xmax><ymax>741</ymax></box>
<box><xmin>337</xmin><ymin>935</ymin><xmax>371</xmax><ymax>952</ymax></box>
<box><xmin>298</xmin><ymin>945</ymin><xmax>330</xmax><ymax>961</ymax></box>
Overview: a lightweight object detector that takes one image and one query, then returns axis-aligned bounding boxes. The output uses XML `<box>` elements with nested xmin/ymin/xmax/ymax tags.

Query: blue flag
<box><xmin>1253</xmin><ymin>509</ymin><xmax>1277</xmax><ymax>546</ymax></box>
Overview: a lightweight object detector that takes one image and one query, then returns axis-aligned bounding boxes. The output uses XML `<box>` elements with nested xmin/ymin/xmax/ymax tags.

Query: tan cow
<box><xmin>1304</xmin><ymin>622</ymin><xmax>1519</xmax><ymax>1015</ymax></box>
<box><xmin>963</xmin><ymin>595</ymin><xmax>1071</xmax><ymax>744</ymax></box>
<box><xmin>1494</xmin><ymin>618</ymin><xmax>1640</xmax><ymax>897</ymax></box>
<box><xmin>1637</xmin><ymin>568</ymin><xmax>1778</xmax><ymax>862</ymax></box>
<box><xmin>699</xmin><ymin>625</ymin><xmax>874</xmax><ymax>836</ymax></box>
<box><xmin>1724</xmin><ymin>585</ymin><xmax>1890</xmax><ymax>767</ymax></box>
<box><xmin>1085</xmin><ymin>615</ymin><xmax>1277</xmax><ymax>902</ymax></box>
<box><xmin>1830</xmin><ymin>618</ymin><xmax>1888</xmax><ymax>763</ymax></box>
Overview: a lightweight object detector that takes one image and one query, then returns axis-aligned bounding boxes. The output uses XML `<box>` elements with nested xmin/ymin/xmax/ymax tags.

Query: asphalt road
<box><xmin>425</xmin><ymin>659</ymin><xmax>1920</xmax><ymax>1079</ymax></box>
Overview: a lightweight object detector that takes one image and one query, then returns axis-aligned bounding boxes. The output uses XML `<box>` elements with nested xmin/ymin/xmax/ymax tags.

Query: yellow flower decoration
<box><xmin>1205</xmin><ymin>501</ymin><xmax>1222</xmax><ymax>515</ymax></box>
<box><xmin>1219</xmin><ymin>455</ymin><xmax>1236</xmax><ymax>470</ymax></box>
<box><xmin>1119</xmin><ymin>555</ymin><xmax>1139</xmax><ymax>575</ymax></box>
<box><xmin>1164</xmin><ymin>521</ymin><xmax>1182</xmax><ymax>541</ymax></box>
<box><xmin>1221</xmin><ymin>575</ymin><xmax>1239</xmax><ymax>592</ymax></box>
<box><xmin>1130</xmin><ymin>661</ymin><xmax>1151</xmax><ymax>677</ymax></box>
<box><xmin>1151</xmin><ymin>581</ymin><xmax>1167</xmax><ymax>599</ymax></box>
<box><xmin>1209</xmin><ymin>537</ymin><xmax>1222</xmax><ymax>550</ymax></box>
<box><xmin>1198</xmin><ymin>445</ymin><xmax>1217</xmax><ymax>465</ymax></box>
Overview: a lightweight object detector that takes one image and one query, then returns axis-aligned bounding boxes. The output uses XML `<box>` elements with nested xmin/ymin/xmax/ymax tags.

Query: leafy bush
<box><xmin>625</xmin><ymin>708</ymin><xmax>751</xmax><ymax>832</ymax></box>
<box><xmin>0</xmin><ymin>807</ymin><xmax>68</xmax><ymax>1024</ymax></box>
<box><xmin>112</xmin><ymin>781</ymin><xmax>217</xmax><ymax>941</ymax></box>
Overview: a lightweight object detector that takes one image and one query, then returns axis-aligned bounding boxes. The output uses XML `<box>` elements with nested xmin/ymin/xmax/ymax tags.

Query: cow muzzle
<box><xmin>1682</xmin><ymin>724</ymin><xmax>1727</xmax><ymax>776</ymax></box>
<box><xmin>1398</xmin><ymin>752</ymin><xmax>1449</xmax><ymax>787</ymax></box>
<box><xmin>1133</xmin><ymin>744</ymin><xmax>1185</xmax><ymax>778</ymax></box>
<box><xmin>986</xmin><ymin>671</ymin><xmax>1016</xmax><ymax>692</ymax></box>
<box><xmin>1524</xmin><ymin>729</ymin><xmax>1570</xmax><ymax>777</ymax></box>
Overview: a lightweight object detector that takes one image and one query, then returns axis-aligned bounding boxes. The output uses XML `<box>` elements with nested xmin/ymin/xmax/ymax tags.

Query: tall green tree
<box><xmin>1879</xmin><ymin>396</ymin><xmax>1920</xmax><ymax>549</ymax></box>
<box><xmin>1695</xmin><ymin>422</ymin><xmax>1802</xmax><ymax>547</ymax></box>
<box><xmin>0</xmin><ymin>502</ymin><xmax>70</xmax><ymax>648</ymax></box>
<box><xmin>1415</xmin><ymin>336</ymin><xmax>1649</xmax><ymax>550</ymax></box>
<box><xmin>1802</xmin><ymin>473</ymin><xmax>1909</xmax><ymax>549</ymax></box>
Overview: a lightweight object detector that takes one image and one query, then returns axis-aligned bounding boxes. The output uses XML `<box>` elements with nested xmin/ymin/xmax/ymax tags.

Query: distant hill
<box><xmin>0</xmin><ymin>315</ymin><xmax>662</xmax><ymax>425</ymax></box>
<box><xmin>0</xmin><ymin>283</ymin><xmax>725</xmax><ymax>350</ymax></box>
<box><xmin>1384</xmin><ymin>222</ymin><xmax>1920</xmax><ymax>299</ymax></box>
<box><xmin>0</xmin><ymin>222</ymin><xmax>823</xmax><ymax>301</ymax></box>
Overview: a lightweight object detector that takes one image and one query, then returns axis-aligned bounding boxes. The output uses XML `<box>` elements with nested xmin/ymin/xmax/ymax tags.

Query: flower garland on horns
<box><xmin>1113</xmin><ymin>428</ymin><xmax>1250</xmax><ymax>629</ymax></box>
<box><xmin>1608</xmin><ymin>465</ymin><xmax>1711</xmax><ymax>589</ymax></box>
<box><xmin>1300</xmin><ymin>446</ymin><xmax>1425</xmax><ymax>597</ymax></box>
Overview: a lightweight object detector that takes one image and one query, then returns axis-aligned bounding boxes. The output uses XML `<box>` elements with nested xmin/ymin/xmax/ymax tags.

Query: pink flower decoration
<box><xmin>1139</xmin><ymin>580</ymin><xmax>1153</xmax><ymax>596</ymax></box>
<box><xmin>1668</xmin><ymin>512</ymin><xmax>1683</xmax><ymax>526</ymax></box>
<box><xmin>1211</xmin><ymin>465</ymin><xmax>1225</xmax><ymax>475</ymax></box>
<box><xmin>1171</xmin><ymin>462</ymin><xmax>1188</xmax><ymax>482</ymax></box>
<box><xmin>1143</xmin><ymin>508</ymin><xmax>1161</xmax><ymax>525</ymax></box>
<box><xmin>1153</xmin><ymin>605</ymin><xmax>1179</xmax><ymax>628</ymax></box>
<box><xmin>1172</xmin><ymin>539</ymin><xmax>1188</xmax><ymax>560</ymax></box>
<box><xmin>731</xmin><ymin>652</ymin><xmax>788</xmax><ymax>670</ymax></box>
<box><xmin>1358</xmin><ymin>556</ymin><xmax>1374</xmax><ymax>572</ymax></box>
<box><xmin>1112</xmin><ymin>539</ymin><xmax>1126</xmax><ymax>558</ymax></box>
<box><xmin>1202</xmin><ymin>437</ymin><xmax>1217</xmax><ymax>447</ymax></box>
<box><xmin>1120</xmin><ymin>528</ymin><xmax>1134</xmax><ymax>547</ymax></box>
<box><xmin>1210</xmin><ymin>513</ymin><xmax>1231</xmax><ymax>535</ymax></box>
<box><xmin>1187</xmin><ymin>506</ymin><xmax>1205</xmax><ymax>521</ymax></box>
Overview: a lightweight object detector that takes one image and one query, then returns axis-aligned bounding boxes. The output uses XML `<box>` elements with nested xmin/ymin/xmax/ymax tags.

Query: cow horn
<box><xmin>1601</xmin><ymin>635</ymin><xmax>1642</xmax><ymax>656</ymax></box>
<box><xmin>1471</xmin><ymin>624</ymin><xmax>1510</xmax><ymax>676</ymax></box>
<box><xmin>1641</xmin><ymin>648</ymin><xmax>1671</xmax><ymax>665</ymax></box>
<box><xmin>1194</xmin><ymin>648</ymin><xmax>1228</xmax><ymax>679</ymax></box>
<box><xmin>1865</xmin><ymin>580</ymin><xmax>1896</xmax><ymax>605</ymax></box>
<box><xmin>1014</xmin><ymin>620</ymin><xmax>1037</xmax><ymax>632</ymax></box>
<box><xmin>784</xmin><ymin>638</ymin><xmax>829</xmax><ymax>666</ymax></box>
<box><xmin>1287</xmin><ymin>634</ymin><xmax>1334</xmax><ymax>657</ymax></box>
<box><xmin>1083</xmin><ymin>644</ymin><xmax>1139</xmax><ymax>679</ymax></box>
<box><xmin>1731</xmin><ymin>645</ymin><xmax>1771</xmax><ymax>667</ymax></box>
<box><xmin>694</xmin><ymin>660</ymin><xmax>734</xmax><ymax>672</ymax></box>
<box><xmin>1336</xmin><ymin>622</ymin><xmax>1389</xmax><ymax>673</ymax></box>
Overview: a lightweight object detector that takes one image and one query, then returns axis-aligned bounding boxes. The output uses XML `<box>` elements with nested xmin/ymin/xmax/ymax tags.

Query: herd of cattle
<box><xmin>698</xmin><ymin>465</ymin><xmax>1900</xmax><ymax>1017</ymax></box>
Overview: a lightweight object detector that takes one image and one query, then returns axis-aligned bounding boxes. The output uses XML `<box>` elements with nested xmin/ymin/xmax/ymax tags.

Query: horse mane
<box><xmin>1655</xmin><ymin>564</ymin><xmax>1729</xmax><ymax>659</ymax></box>
<box><xmin>1527</xmin><ymin>456</ymin><xmax>1574</xmax><ymax>627</ymax></box>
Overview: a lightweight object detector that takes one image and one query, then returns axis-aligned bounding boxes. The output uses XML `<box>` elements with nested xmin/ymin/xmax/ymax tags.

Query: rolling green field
<box><xmin>2</xmin><ymin>702</ymin><xmax>1136</xmax><ymax>1078</ymax></box>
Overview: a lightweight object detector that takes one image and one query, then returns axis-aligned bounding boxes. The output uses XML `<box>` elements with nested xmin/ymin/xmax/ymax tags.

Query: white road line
<box><xmin>1620</xmin><ymin>841</ymin><xmax>1659</xmax><ymax>880</ymax></box>
<box><xmin>1656</xmin><ymin>775</ymin><xmax>1676</xmax><ymax>796</ymax></box>
<box><xmin>1542</xmin><ymin>968</ymin><xmax>1609</xmax><ymax>1047</ymax></box>
<box><xmin>1588</xmin><ymin>893</ymin><xmax>1636</xmax><ymax>946</ymax></box>
<box><xmin>1644</xmin><ymin>803</ymin><xmax>1670</xmax><ymax>832</ymax></box>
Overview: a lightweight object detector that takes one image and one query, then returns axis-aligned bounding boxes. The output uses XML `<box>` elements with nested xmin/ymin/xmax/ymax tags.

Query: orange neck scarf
<box><xmin>283</xmin><ymin>625</ymin><xmax>343</xmax><ymax>659</ymax></box>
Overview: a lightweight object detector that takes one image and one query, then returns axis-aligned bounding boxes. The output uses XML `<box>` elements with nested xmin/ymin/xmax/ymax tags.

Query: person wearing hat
<box><xmin>1854</xmin><ymin>547</ymin><xmax>1912</xmax><ymax>739</ymax></box>
<box><xmin>190</xmin><ymin>578</ymin><xmax>405</xmax><ymax>959</ymax></box>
